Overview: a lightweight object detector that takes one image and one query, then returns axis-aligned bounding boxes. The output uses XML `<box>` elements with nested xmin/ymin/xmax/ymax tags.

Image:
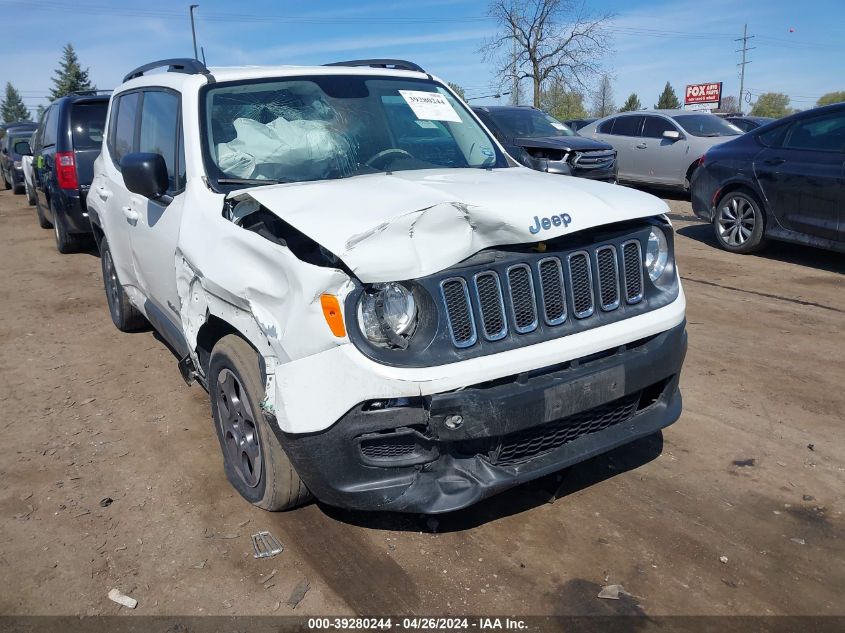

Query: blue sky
<box><xmin>1</xmin><ymin>0</ymin><xmax>843</xmax><ymax>116</ymax></box>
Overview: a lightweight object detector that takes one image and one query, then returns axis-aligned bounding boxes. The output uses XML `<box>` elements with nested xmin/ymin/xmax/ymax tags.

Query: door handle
<box><xmin>96</xmin><ymin>186</ymin><xmax>111</xmax><ymax>201</ymax></box>
<box><xmin>763</xmin><ymin>157</ymin><xmax>785</xmax><ymax>165</ymax></box>
<box><xmin>635</xmin><ymin>143</ymin><xmax>647</xmax><ymax>149</ymax></box>
<box><xmin>122</xmin><ymin>206</ymin><xmax>139</xmax><ymax>222</ymax></box>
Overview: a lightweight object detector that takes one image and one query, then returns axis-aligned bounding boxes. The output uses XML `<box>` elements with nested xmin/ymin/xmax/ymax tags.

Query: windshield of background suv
<box><xmin>202</xmin><ymin>75</ymin><xmax>507</xmax><ymax>187</ymax></box>
<box><xmin>672</xmin><ymin>114</ymin><xmax>742</xmax><ymax>137</ymax></box>
<box><xmin>10</xmin><ymin>136</ymin><xmax>29</xmax><ymax>154</ymax></box>
<box><xmin>487</xmin><ymin>109</ymin><xmax>576</xmax><ymax>138</ymax></box>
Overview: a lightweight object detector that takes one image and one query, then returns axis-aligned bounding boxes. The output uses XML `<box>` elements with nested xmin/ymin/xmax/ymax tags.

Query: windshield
<box><xmin>202</xmin><ymin>75</ymin><xmax>506</xmax><ymax>187</ymax></box>
<box><xmin>673</xmin><ymin>114</ymin><xmax>742</xmax><ymax>137</ymax></box>
<box><xmin>487</xmin><ymin>108</ymin><xmax>575</xmax><ymax>138</ymax></box>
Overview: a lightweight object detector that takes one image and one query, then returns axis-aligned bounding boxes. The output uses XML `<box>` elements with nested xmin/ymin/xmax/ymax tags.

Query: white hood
<box><xmin>238</xmin><ymin>168</ymin><xmax>668</xmax><ymax>283</ymax></box>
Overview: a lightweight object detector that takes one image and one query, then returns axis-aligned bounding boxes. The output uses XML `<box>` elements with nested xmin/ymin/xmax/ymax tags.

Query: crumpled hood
<box><xmin>238</xmin><ymin>168</ymin><xmax>668</xmax><ymax>283</ymax></box>
<box><xmin>512</xmin><ymin>135</ymin><xmax>613</xmax><ymax>153</ymax></box>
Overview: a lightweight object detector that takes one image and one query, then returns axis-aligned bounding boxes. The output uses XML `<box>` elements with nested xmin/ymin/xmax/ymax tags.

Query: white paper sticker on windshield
<box><xmin>399</xmin><ymin>90</ymin><xmax>462</xmax><ymax>122</ymax></box>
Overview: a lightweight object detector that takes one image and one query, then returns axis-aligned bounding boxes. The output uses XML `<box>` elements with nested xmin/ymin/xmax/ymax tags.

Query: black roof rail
<box><xmin>324</xmin><ymin>59</ymin><xmax>425</xmax><ymax>73</ymax></box>
<box><xmin>123</xmin><ymin>58</ymin><xmax>210</xmax><ymax>83</ymax></box>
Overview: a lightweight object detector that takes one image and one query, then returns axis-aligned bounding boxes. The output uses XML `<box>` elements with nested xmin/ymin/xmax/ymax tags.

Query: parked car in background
<box><xmin>30</xmin><ymin>91</ymin><xmax>109</xmax><ymax>252</ymax></box>
<box><xmin>724</xmin><ymin>115</ymin><xmax>775</xmax><ymax>133</ymax></box>
<box><xmin>563</xmin><ymin>117</ymin><xmax>598</xmax><ymax>132</ymax></box>
<box><xmin>473</xmin><ymin>106</ymin><xmax>617</xmax><ymax>182</ymax></box>
<box><xmin>22</xmin><ymin>130</ymin><xmax>37</xmax><ymax>205</ymax></box>
<box><xmin>692</xmin><ymin>102</ymin><xmax>845</xmax><ymax>254</ymax></box>
<box><xmin>1</xmin><ymin>122</ymin><xmax>38</xmax><ymax>193</ymax></box>
<box><xmin>579</xmin><ymin>110</ymin><xmax>742</xmax><ymax>190</ymax></box>
<box><xmin>87</xmin><ymin>58</ymin><xmax>687</xmax><ymax>514</ymax></box>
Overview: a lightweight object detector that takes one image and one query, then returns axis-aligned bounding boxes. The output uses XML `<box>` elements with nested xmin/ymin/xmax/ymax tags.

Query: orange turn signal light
<box><xmin>320</xmin><ymin>294</ymin><xmax>346</xmax><ymax>338</ymax></box>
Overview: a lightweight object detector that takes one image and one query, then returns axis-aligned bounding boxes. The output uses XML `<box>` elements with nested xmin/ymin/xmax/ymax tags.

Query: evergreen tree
<box><xmin>654</xmin><ymin>82</ymin><xmax>681</xmax><ymax>109</ymax></box>
<box><xmin>619</xmin><ymin>93</ymin><xmax>642</xmax><ymax>112</ymax></box>
<box><xmin>49</xmin><ymin>43</ymin><xmax>95</xmax><ymax>100</ymax></box>
<box><xmin>447</xmin><ymin>82</ymin><xmax>467</xmax><ymax>100</ymax></box>
<box><xmin>1</xmin><ymin>83</ymin><xmax>31</xmax><ymax>123</ymax></box>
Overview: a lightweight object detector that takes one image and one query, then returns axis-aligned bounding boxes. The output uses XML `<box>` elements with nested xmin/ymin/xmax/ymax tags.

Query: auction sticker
<box><xmin>399</xmin><ymin>90</ymin><xmax>462</xmax><ymax>122</ymax></box>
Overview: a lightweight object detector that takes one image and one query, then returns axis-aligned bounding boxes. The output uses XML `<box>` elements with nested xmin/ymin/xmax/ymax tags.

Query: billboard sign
<box><xmin>685</xmin><ymin>82</ymin><xmax>722</xmax><ymax>110</ymax></box>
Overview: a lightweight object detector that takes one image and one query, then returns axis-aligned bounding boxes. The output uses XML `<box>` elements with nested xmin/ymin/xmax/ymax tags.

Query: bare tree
<box><xmin>591</xmin><ymin>73</ymin><xmax>615</xmax><ymax>117</ymax></box>
<box><xmin>483</xmin><ymin>0</ymin><xmax>613</xmax><ymax>108</ymax></box>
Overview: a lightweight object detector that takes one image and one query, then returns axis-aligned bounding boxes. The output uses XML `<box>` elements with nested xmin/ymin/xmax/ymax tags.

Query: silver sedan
<box><xmin>579</xmin><ymin>110</ymin><xmax>742</xmax><ymax>190</ymax></box>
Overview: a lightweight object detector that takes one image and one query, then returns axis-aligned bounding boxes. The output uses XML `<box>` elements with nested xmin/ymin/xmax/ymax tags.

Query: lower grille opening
<box><xmin>492</xmin><ymin>392</ymin><xmax>642</xmax><ymax>466</ymax></box>
<box><xmin>637</xmin><ymin>378</ymin><xmax>669</xmax><ymax>410</ymax></box>
<box><xmin>357</xmin><ymin>428</ymin><xmax>438</xmax><ymax>466</ymax></box>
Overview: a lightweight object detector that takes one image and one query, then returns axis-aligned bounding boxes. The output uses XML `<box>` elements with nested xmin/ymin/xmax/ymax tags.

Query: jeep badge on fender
<box><xmin>529</xmin><ymin>213</ymin><xmax>572</xmax><ymax>234</ymax></box>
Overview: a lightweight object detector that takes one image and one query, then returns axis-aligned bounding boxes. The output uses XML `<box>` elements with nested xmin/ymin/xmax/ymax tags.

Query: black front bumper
<box><xmin>277</xmin><ymin>321</ymin><xmax>687</xmax><ymax>514</ymax></box>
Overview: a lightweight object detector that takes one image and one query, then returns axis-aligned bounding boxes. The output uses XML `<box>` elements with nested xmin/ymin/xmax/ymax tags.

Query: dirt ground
<box><xmin>0</xmin><ymin>187</ymin><xmax>842</xmax><ymax>618</ymax></box>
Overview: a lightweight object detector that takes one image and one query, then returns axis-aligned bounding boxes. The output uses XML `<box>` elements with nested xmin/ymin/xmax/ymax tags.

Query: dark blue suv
<box><xmin>30</xmin><ymin>92</ymin><xmax>109</xmax><ymax>253</ymax></box>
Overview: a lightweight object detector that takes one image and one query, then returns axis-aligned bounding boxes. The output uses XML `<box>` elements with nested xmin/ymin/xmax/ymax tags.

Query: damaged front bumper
<box><xmin>273</xmin><ymin>320</ymin><xmax>687</xmax><ymax>514</ymax></box>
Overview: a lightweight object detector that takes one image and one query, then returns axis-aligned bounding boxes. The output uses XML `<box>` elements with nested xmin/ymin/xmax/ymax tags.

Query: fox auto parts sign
<box><xmin>685</xmin><ymin>82</ymin><xmax>722</xmax><ymax>110</ymax></box>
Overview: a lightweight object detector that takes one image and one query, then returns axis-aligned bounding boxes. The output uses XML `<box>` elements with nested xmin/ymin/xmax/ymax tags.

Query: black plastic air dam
<box><xmin>273</xmin><ymin>320</ymin><xmax>687</xmax><ymax>514</ymax></box>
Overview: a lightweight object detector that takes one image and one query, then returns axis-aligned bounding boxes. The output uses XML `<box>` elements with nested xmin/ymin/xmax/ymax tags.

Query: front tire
<box><xmin>25</xmin><ymin>180</ymin><xmax>35</xmax><ymax>205</ymax></box>
<box><xmin>209</xmin><ymin>335</ymin><xmax>311</xmax><ymax>511</ymax></box>
<box><xmin>713</xmin><ymin>190</ymin><xmax>767</xmax><ymax>254</ymax></box>
<box><xmin>100</xmin><ymin>239</ymin><xmax>146</xmax><ymax>331</ymax></box>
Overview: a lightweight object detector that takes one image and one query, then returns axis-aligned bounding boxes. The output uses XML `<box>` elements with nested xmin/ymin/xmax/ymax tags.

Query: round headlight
<box><xmin>357</xmin><ymin>283</ymin><xmax>417</xmax><ymax>348</ymax></box>
<box><xmin>645</xmin><ymin>227</ymin><xmax>669</xmax><ymax>282</ymax></box>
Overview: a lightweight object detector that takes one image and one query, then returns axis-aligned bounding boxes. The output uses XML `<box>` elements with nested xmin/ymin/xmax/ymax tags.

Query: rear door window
<box><xmin>42</xmin><ymin>106</ymin><xmax>59</xmax><ymax>147</ymax></box>
<box><xmin>610</xmin><ymin>115</ymin><xmax>644</xmax><ymax>137</ymax></box>
<box><xmin>642</xmin><ymin>116</ymin><xmax>677</xmax><ymax>138</ymax></box>
<box><xmin>71</xmin><ymin>102</ymin><xmax>108</xmax><ymax>150</ymax></box>
<box><xmin>138</xmin><ymin>90</ymin><xmax>180</xmax><ymax>190</ymax></box>
<box><xmin>783</xmin><ymin>112</ymin><xmax>845</xmax><ymax>152</ymax></box>
<box><xmin>112</xmin><ymin>92</ymin><xmax>140</xmax><ymax>166</ymax></box>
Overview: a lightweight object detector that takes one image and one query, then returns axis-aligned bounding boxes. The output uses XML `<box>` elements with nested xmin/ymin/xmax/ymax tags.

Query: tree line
<box><xmin>1</xmin><ymin>44</ymin><xmax>94</xmax><ymax>124</ymax></box>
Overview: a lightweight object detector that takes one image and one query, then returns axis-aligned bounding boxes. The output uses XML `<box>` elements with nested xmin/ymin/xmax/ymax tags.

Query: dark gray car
<box><xmin>579</xmin><ymin>110</ymin><xmax>742</xmax><ymax>190</ymax></box>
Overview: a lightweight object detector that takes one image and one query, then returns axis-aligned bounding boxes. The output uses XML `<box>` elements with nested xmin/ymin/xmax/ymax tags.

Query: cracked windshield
<box><xmin>203</xmin><ymin>76</ymin><xmax>504</xmax><ymax>186</ymax></box>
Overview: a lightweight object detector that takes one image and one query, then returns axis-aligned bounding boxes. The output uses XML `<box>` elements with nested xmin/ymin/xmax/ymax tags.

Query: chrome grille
<box><xmin>506</xmin><ymin>265</ymin><xmax>538</xmax><ymax>333</ymax></box>
<box><xmin>572</xmin><ymin>150</ymin><xmax>616</xmax><ymax>170</ymax></box>
<box><xmin>538</xmin><ymin>257</ymin><xmax>566</xmax><ymax>325</ymax></box>
<box><xmin>596</xmin><ymin>245</ymin><xmax>620</xmax><ymax>311</ymax></box>
<box><xmin>622</xmin><ymin>240</ymin><xmax>644</xmax><ymax>304</ymax></box>
<box><xmin>440</xmin><ymin>278</ymin><xmax>476</xmax><ymax>348</ymax></box>
<box><xmin>473</xmin><ymin>272</ymin><xmax>507</xmax><ymax>341</ymax></box>
<box><xmin>568</xmin><ymin>251</ymin><xmax>595</xmax><ymax>318</ymax></box>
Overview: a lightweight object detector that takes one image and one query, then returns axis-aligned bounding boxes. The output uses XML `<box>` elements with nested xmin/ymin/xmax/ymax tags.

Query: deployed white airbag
<box><xmin>217</xmin><ymin>116</ymin><xmax>351</xmax><ymax>180</ymax></box>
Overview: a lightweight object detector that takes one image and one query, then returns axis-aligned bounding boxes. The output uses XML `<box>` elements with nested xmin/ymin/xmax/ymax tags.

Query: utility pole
<box><xmin>510</xmin><ymin>3</ymin><xmax>520</xmax><ymax>106</ymax></box>
<box><xmin>189</xmin><ymin>4</ymin><xmax>199</xmax><ymax>61</ymax></box>
<box><xmin>735</xmin><ymin>24</ymin><xmax>755</xmax><ymax>114</ymax></box>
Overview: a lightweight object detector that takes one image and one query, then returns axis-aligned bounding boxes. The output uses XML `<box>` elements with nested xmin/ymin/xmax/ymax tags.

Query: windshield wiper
<box><xmin>217</xmin><ymin>177</ymin><xmax>291</xmax><ymax>186</ymax></box>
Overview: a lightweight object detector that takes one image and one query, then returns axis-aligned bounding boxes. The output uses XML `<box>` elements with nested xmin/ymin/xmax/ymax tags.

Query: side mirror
<box><xmin>121</xmin><ymin>152</ymin><xmax>169</xmax><ymax>199</ymax></box>
<box><xmin>14</xmin><ymin>141</ymin><xmax>31</xmax><ymax>156</ymax></box>
<box><xmin>663</xmin><ymin>130</ymin><xmax>681</xmax><ymax>141</ymax></box>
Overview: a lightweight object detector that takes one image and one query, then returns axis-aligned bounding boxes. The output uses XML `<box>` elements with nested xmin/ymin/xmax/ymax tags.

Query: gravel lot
<box><xmin>0</xmin><ymin>187</ymin><xmax>842</xmax><ymax>617</ymax></box>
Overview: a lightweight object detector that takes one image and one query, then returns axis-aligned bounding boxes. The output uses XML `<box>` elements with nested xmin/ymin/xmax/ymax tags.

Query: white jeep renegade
<box><xmin>88</xmin><ymin>58</ymin><xmax>687</xmax><ymax>514</ymax></box>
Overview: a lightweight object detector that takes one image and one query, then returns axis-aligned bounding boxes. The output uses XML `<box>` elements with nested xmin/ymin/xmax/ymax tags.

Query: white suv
<box><xmin>88</xmin><ymin>58</ymin><xmax>687</xmax><ymax>514</ymax></box>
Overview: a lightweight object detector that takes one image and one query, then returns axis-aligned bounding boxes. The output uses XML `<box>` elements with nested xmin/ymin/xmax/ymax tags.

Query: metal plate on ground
<box><xmin>252</xmin><ymin>531</ymin><xmax>283</xmax><ymax>559</ymax></box>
